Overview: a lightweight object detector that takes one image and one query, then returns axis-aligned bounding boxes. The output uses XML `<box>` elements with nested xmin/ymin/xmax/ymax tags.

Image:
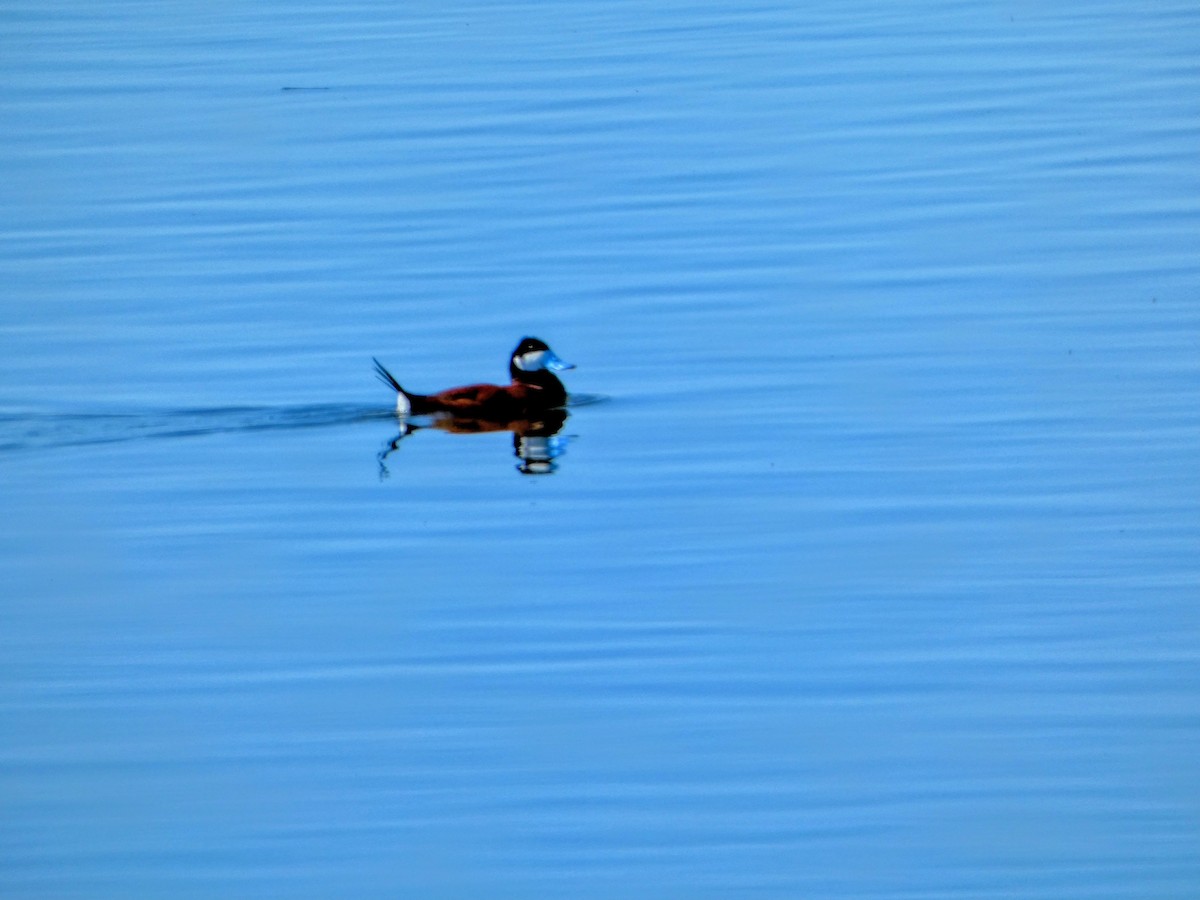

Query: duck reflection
<box><xmin>377</xmin><ymin>407</ymin><xmax>569</xmax><ymax>477</ymax></box>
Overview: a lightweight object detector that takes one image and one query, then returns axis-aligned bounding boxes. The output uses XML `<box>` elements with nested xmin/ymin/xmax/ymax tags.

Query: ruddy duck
<box><xmin>373</xmin><ymin>337</ymin><xmax>574</xmax><ymax>417</ymax></box>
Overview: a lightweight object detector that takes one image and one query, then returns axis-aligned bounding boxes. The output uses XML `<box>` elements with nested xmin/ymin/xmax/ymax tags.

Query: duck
<box><xmin>373</xmin><ymin>337</ymin><xmax>574</xmax><ymax>418</ymax></box>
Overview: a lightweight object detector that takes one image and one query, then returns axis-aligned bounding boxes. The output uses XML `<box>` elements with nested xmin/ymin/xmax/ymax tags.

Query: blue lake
<box><xmin>2</xmin><ymin>1</ymin><xmax>1198</xmax><ymax>897</ymax></box>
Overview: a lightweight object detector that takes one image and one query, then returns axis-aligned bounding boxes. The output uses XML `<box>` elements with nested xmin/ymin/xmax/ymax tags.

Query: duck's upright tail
<box><xmin>373</xmin><ymin>357</ymin><xmax>414</xmax><ymax>415</ymax></box>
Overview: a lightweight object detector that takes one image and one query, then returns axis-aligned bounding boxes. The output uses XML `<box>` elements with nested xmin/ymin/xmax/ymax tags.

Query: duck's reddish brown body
<box><xmin>373</xmin><ymin>337</ymin><xmax>573</xmax><ymax>419</ymax></box>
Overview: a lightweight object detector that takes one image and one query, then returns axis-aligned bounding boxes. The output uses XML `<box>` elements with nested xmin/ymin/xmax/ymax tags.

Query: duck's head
<box><xmin>510</xmin><ymin>336</ymin><xmax>574</xmax><ymax>380</ymax></box>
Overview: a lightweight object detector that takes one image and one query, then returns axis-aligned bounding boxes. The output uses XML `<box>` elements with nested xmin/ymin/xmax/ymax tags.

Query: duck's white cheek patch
<box><xmin>515</xmin><ymin>350</ymin><xmax>547</xmax><ymax>372</ymax></box>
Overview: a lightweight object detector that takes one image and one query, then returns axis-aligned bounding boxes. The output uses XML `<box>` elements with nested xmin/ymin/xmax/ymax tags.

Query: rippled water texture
<box><xmin>2</xmin><ymin>1</ymin><xmax>1199</xmax><ymax>897</ymax></box>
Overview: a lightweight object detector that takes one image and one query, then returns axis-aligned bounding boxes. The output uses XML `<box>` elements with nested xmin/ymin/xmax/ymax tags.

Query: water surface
<box><xmin>2</xmin><ymin>1</ymin><xmax>1198</xmax><ymax>897</ymax></box>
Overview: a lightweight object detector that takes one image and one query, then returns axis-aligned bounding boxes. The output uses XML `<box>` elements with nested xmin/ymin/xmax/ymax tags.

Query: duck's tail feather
<box><xmin>373</xmin><ymin>357</ymin><xmax>413</xmax><ymax>415</ymax></box>
<box><xmin>373</xmin><ymin>357</ymin><xmax>403</xmax><ymax>392</ymax></box>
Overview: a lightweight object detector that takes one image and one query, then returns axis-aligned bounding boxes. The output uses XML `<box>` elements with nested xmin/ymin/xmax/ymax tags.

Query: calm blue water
<box><xmin>3</xmin><ymin>1</ymin><xmax>1199</xmax><ymax>897</ymax></box>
